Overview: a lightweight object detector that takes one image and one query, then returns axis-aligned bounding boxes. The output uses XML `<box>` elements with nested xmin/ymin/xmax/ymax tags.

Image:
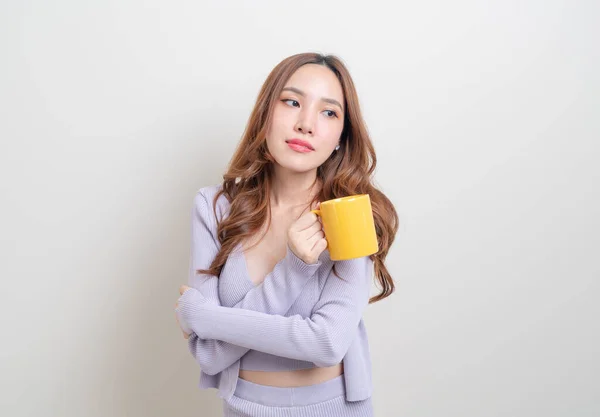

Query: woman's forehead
<box><xmin>283</xmin><ymin>64</ymin><xmax>344</xmax><ymax>103</ymax></box>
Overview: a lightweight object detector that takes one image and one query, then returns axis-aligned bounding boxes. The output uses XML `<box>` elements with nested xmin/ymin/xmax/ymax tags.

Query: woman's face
<box><xmin>265</xmin><ymin>64</ymin><xmax>345</xmax><ymax>173</ymax></box>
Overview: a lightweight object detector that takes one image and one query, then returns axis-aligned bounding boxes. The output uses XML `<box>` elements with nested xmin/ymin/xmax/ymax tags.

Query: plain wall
<box><xmin>1</xmin><ymin>0</ymin><xmax>598</xmax><ymax>416</ymax></box>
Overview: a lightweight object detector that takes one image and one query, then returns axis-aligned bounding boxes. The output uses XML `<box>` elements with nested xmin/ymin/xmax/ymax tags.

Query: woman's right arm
<box><xmin>184</xmin><ymin>189</ymin><xmax>321</xmax><ymax>375</ymax></box>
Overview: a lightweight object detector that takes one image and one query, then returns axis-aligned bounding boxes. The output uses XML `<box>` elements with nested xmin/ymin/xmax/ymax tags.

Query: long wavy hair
<box><xmin>198</xmin><ymin>52</ymin><xmax>399</xmax><ymax>303</ymax></box>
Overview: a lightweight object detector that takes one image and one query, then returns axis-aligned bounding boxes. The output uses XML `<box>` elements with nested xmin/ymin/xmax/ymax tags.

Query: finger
<box><xmin>306</xmin><ymin>229</ymin><xmax>325</xmax><ymax>248</ymax></box>
<box><xmin>300</xmin><ymin>221</ymin><xmax>323</xmax><ymax>240</ymax></box>
<box><xmin>292</xmin><ymin>211</ymin><xmax>320</xmax><ymax>232</ymax></box>
<box><xmin>179</xmin><ymin>285</ymin><xmax>190</xmax><ymax>295</ymax></box>
<box><xmin>306</xmin><ymin>232</ymin><xmax>325</xmax><ymax>249</ymax></box>
<box><xmin>311</xmin><ymin>237</ymin><xmax>328</xmax><ymax>253</ymax></box>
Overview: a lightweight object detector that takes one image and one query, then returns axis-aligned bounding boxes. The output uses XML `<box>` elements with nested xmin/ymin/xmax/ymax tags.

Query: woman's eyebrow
<box><xmin>282</xmin><ymin>86</ymin><xmax>344</xmax><ymax>111</ymax></box>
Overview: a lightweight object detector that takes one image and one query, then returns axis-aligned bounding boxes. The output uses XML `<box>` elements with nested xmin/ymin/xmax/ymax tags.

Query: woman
<box><xmin>175</xmin><ymin>52</ymin><xmax>398</xmax><ymax>416</ymax></box>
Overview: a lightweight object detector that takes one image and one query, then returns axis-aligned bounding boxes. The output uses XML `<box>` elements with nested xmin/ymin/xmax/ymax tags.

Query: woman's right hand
<box><xmin>287</xmin><ymin>203</ymin><xmax>328</xmax><ymax>264</ymax></box>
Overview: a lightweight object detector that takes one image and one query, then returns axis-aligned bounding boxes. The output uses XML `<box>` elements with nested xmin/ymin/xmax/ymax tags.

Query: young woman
<box><xmin>175</xmin><ymin>52</ymin><xmax>398</xmax><ymax>416</ymax></box>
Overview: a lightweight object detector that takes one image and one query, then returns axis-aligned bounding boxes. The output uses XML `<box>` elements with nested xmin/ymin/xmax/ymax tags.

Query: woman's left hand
<box><xmin>175</xmin><ymin>285</ymin><xmax>193</xmax><ymax>339</ymax></box>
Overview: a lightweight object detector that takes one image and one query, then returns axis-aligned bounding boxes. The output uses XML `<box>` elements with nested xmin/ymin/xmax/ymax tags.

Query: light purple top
<box><xmin>175</xmin><ymin>184</ymin><xmax>374</xmax><ymax>401</ymax></box>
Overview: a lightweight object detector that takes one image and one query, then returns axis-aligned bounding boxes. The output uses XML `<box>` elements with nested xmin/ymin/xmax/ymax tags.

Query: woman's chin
<box><xmin>273</xmin><ymin>158</ymin><xmax>319</xmax><ymax>174</ymax></box>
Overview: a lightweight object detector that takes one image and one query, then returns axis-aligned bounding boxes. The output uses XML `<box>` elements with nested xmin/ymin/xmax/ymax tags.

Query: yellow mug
<box><xmin>311</xmin><ymin>194</ymin><xmax>379</xmax><ymax>261</ymax></box>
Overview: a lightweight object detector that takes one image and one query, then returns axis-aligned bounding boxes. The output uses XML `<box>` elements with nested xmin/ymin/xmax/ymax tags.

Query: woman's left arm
<box><xmin>176</xmin><ymin>255</ymin><xmax>372</xmax><ymax>368</ymax></box>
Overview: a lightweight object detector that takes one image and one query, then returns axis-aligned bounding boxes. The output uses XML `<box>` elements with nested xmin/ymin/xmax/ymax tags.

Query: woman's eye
<box><xmin>324</xmin><ymin>110</ymin><xmax>337</xmax><ymax>118</ymax></box>
<box><xmin>283</xmin><ymin>99</ymin><xmax>300</xmax><ymax>107</ymax></box>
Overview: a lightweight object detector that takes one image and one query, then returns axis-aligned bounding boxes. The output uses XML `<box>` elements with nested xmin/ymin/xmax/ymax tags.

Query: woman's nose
<box><xmin>294</xmin><ymin>111</ymin><xmax>314</xmax><ymax>135</ymax></box>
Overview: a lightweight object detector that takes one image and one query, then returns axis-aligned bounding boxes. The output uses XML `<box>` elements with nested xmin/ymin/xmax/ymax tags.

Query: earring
<box><xmin>335</xmin><ymin>144</ymin><xmax>340</xmax><ymax>151</ymax></box>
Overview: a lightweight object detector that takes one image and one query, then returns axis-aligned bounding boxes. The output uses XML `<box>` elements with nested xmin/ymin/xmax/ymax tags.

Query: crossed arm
<box><xmin>179</xmin><ymin>190</ymin><xmax>322</xmax><ymax>375</ymax></box>
<box><xmin>176</xmin><ymin>191</ymin><xmax>372</xmax><ymax>370</ymax></box>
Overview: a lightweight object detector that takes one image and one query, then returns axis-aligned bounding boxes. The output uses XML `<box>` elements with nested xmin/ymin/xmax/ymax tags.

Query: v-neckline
<box><xmin>234</xmin><ymin>242</ymin><xmax>329</xmax><ymax>288</ymax></box>
<box><xmin>235</xmin><ymin>242</ymin><xmax>273</xmax><ymax>288</ymax></box>
<box><xmin>235</xmin><ymin>242</ymin><xmax>256</xmax><ymax>287</ymax></box>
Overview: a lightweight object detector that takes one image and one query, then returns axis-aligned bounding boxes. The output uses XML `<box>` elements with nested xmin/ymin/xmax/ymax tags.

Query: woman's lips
<box><xmin>286</xmin><ymin>139</ymin><xmax>314</xmax><ymax>153</ymax></box>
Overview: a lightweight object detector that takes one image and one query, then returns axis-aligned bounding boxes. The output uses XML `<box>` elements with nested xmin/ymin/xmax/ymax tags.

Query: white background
<box><xmin>1</xmin><ymin>1</ymin><xmax>598</xmax><ymax>416</ymax></box>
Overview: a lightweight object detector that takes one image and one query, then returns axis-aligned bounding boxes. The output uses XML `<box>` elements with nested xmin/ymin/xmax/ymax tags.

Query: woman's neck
<box><xmin>269</xmin><ymin>165</ymin><xmax>320</xmax><ymax>210</ymax></box>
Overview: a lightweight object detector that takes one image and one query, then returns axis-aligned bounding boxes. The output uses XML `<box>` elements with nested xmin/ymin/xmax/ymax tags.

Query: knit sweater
<box><xmin>175</xmin><ymin>184</ymin><xmax>374</xmax><ymax>401</ymax></box>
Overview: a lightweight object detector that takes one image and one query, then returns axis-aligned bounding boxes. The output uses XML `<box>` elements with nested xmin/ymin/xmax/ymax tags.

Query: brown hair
<box><xmin>198</xmin><ymin>52</ymin><xmax>399</xmax><ymax>303</ymax></box>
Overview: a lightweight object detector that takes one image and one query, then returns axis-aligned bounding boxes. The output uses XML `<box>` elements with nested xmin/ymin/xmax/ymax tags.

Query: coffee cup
<box><xmin>311</xmin><ymin>194</ymin><xmax>379</xmax><ymax>261</ymax></box>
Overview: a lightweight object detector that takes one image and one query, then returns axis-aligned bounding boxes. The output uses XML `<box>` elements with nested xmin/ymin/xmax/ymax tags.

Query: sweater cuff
<box><xmin>175</xmin><ymin>288</ymin><xmax>207</xmax><ymax>335</ymax></box>
<box><xmin>283</xmin><ymin>245</ymin><xmax>322</xmax><ymax>274</ymax></box>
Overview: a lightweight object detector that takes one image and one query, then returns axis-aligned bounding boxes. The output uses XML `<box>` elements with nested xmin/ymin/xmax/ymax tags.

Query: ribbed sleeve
<box><xmin>177</xmin><ymin>254</ymin><xmax>372</xmax><ymax>368</ymax></box>
<box><xmin>177</xmin><ymin>189</ymin><xmax>321</xmax><ymax>375</ymax></box>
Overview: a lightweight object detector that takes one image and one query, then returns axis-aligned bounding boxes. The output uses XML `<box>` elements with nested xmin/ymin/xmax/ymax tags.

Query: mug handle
<box><xmin>310</xmin><ymin>209</ymin><xmax>321</xmax><ymax>216</ymax></box>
